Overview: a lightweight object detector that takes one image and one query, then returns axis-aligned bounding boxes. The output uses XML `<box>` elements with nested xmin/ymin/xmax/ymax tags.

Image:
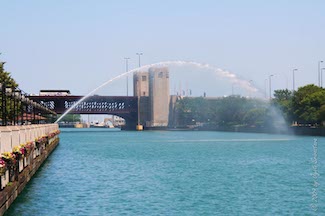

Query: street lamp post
<box><xmin>124</xmin><ymin>57</ymin><xmax>130</xmax><ymax>96</ymax></box>
<box><xmin>293</xmin><ymin>69</ymin><xmax>297</xmax><ymax>93</ymax></box>
<box><xmin>264</xmin><ymin>79</ymin><xmax>268</xmax><ymax>99</ymax></box>
<box><xmin>136</xmin><ymin>76</ymin><xmax>143</xmax><ymax>131</ymax></box>
<box><xmin>322</xmin><ymin>68</ymin><xmax>325</xmax><ymax>88</ymax></box>
<box><xmin>0</xmin><ymin>82</ymin><xmax>6</xmax><ymax>126</ymax></box>
<box><xmin>135</xmin><ymin>52</ymin><xmax>143</xmax><ymax>130</ymax></box>
<box><xmin>21</xmin><ymin>94</ymin><xmax>25</xmax><ymax>125</ymax></box>
<box><xmin>136</xmin><ymin>53</ymin><xmax>143</xmax><ymax>67</ymax></box>
<box><xmin>318</xmin><ymin>61</ymin><xmax>323</xmax><ymax>87</ymax></box>
<box><xmin>269</xmin><ymin>75</ymin><xmax>274</xmax><ymax>100</ymax></box>
<box><xmin>4</xmin><ymin>87</ymin><xmax>11</xmax><ymax>125</ymax></box>
<box><xmin>138</xmin><ymin>78</ymin><xmax>140</xmax><ymax>125</ymax></box>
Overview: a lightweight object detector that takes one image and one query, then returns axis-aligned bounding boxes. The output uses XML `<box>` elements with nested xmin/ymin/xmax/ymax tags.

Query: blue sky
<box><xmin>1</xmin><ymin>0</ymin><xmax>325</xmax><ymax>97</ymax></box>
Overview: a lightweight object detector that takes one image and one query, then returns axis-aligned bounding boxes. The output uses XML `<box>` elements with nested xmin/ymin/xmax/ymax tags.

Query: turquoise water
<box><xmin>5</xmin><ymin>129</ymin><xmax>325</xmax><ymax>215</ymax></box>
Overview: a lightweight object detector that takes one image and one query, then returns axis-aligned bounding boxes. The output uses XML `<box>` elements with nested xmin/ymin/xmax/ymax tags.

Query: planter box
<box><xmin>24</xmin><ymin>157</ymin><xmax>27</xmax><ymax>168</ymax></box>
<box><xmin>0</xmin><ymin>170</ymin><xmax>9</xmax><ymax>190</ymax></box>
<box><xmin>19</xmin><ymin>159</ymin><xmax>24</xmax><ymax>173</ymax></box>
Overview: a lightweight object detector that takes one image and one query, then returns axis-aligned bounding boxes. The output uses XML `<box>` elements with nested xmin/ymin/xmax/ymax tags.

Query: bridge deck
<box><xmin>28</xmin><ymin>95</ymin><xmax>138</xmax><ymax>115</ymax></box>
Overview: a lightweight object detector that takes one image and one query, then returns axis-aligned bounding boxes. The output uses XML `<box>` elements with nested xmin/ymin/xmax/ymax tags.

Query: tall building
<box><xmin>133</xmin><ymin>67</ymin><xmax>170</xmax><ymax>128</ymax></box>
<box><xmin>148</xmin><ymin>67</ymin><xmax>170</xmax><ymax>127</ymax></box>
<box><xmin>133</xmin><ymin>71</ymin><xmax>149</xmax><ymax>96</ymax></box>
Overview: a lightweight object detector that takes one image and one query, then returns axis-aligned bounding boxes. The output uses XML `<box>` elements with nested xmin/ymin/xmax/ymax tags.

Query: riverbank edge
<box><xmin>166</xmin><ymin>126</ymin><xmax>325</xmax><ymax>136</ymax></box>
<box><xmin>202</xmin><ymin>126</ymin><xmax>325</xmax><ymax>136</ymax></box>
<box><xmin>0</xmin><ymin>138</ymin><xmax>59</xmax><ymax>215</ymax></box>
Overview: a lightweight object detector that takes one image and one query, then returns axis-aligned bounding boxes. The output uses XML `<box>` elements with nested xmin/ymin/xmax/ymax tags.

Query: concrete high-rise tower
<box><xmin>148</xmin><ymin>67</ymin><xmax>170</xmax><ymax>127</ymax></box>
<box><xmin>133</xmin><ymin>67</ymin><xmax>170</xmax><ymax>128</ymax></box>
<box><xmin>133</xmin><ymin>71</ymin><xmax>149</xmax><ymax>97</ymax></box>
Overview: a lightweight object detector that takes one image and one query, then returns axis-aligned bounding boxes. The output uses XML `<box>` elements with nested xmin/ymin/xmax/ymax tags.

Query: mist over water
<box><xmin>267</xmin><ymin>105</ymin><xmax>291</xmax><ymax>133</ymax></box>
<box><xmin>55</xmin><ymin>61</ymin><xmax>259</xmax><ymax>122</ymax></box>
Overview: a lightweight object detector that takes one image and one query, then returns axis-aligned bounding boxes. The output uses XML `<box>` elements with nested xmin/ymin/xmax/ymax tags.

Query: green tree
<box><xmin>243</xmin><ymin>108</ymin><xmax>267</xmax><ymax>126</ymax></box>
<box><xmin>292</xmin><ymin>84</ymin><xmax>325</xmax><ymax>124</ymax></box>
<box><xmin>273</xmin><ymin>89</ymin><xmax>292</xmax><ymax>101</ymax></box>
<box><xmin>1</xmin><ymin>62</ymin><xmax>20</xmax><ymax>124</ymax></box>
<box><xmin>272</xmin><ymin>89</ymin><xmax>293</xmax><ymax>122</ymax></box>
<box><xmin>56</xmin><ymin>114</ymin><xmax>81</xmax><ymax>122</ymax></box>
<box><xmin>319</xmin><ymin>105</ymin><xmax>325</xmax><ymax>123</ymax></box>
<box><xmin>0</xmin><ymin>62</ymin><xmax>18</xmax><ymax>88</ymax></box>
<box><xmin>175</xmin><ymin>97</ymin><xmax>211</xmax><ymax>126</ymax></box>
<box><xmin>175</xmin><ymin>96</ymin><xmax>270</xmax><ymax>128</ymax></box>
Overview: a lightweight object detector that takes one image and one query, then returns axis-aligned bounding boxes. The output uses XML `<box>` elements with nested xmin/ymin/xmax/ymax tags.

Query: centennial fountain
<box><xmin>55</xmin><ymin>61</ymin><xmax>260</xmax><ymax>124</ymax></box>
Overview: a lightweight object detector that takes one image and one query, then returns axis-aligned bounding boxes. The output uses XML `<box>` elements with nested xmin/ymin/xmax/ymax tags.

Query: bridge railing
<box><xmin>29</xmin><ymin>95</ymin><xmax>139</xmax><ymax>115</ymax></box>
<box><xmin>0</xmin><ymin>83</ymin><xmax>57</xmax><ymax>126</ymax></box>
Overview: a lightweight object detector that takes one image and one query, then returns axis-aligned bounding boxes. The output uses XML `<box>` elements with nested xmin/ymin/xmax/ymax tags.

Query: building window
<box><xmin>158</xmin><ymin>72</ymin><xmax>163</xmax><ymax>78</ymax></box>
<box><xmin>143</xmin><ymin>91</ymin><xmax>146</xmax><ymax>96</ymax></box>
<box><xmin>142</xmin><ymin>76</ymin><xmax>147</xmax><ymax>81</ymax></box>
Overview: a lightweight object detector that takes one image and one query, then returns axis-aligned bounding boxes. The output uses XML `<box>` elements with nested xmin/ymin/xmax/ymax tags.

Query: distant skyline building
<box><xmin>39</xmin><ymin>90</ymin><xmax>71</xmax><ymax>96</ymax></box>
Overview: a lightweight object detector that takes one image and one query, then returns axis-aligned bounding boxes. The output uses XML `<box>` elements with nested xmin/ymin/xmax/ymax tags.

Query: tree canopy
<box><xmin>272</xmin><ymin>84</ymin><xmax>325</xmax><ymax>125</ymax></box>
<box><xmin>176</xmin><ymin>83</ymin><xmax>325</xmax><ymax>130</ymax></box>
<box><xmin>0</xmin><ymin>62</ymin><xmax>18</xmax><ymax>88</ymax></box>
<box><xmin>56</xmin><ymin>114</ymin><xmax>81</xmax><ymax>123</ymax></box>
<box><xmin>292</xmin><ymin>85</ymin><xmax>325</xmax><ymax>123</ymax></box>
<box><xmin>175</xmin><ymin>96</ymin><xmax>270</xmax><ymax>128</ymax></box>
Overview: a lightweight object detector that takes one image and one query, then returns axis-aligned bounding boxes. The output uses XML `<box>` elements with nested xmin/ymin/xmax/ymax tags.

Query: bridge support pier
<box><xmin>136</xmin><ymin>124</ymin><xmax>143</xmax><ymax>131</ymax></box>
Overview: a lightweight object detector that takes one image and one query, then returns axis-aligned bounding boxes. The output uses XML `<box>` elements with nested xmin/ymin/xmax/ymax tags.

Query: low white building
<box><xmin>39</xmin><ymin>90</ymin><xmax>71</xmax><ymax>96</ymax></box>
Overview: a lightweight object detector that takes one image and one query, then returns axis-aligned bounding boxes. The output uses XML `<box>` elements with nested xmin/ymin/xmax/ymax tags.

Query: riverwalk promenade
<box><xmin>0</xmin><ymin>124</ymin><xmax>60</xmax><ymax>215</ymax></box>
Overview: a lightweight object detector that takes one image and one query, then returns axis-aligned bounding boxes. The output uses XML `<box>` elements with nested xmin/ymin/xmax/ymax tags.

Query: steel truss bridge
<box><xmin>28</xmin><ymin>95</ymin><xmax>139</xmax><ymax>127</ymax></box>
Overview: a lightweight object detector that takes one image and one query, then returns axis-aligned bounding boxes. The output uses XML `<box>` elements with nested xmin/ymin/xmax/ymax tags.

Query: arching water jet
<box><xmin>55</xmin><ymin>61</ymin><xmax>259</xmax><ymax>123</ymax></box>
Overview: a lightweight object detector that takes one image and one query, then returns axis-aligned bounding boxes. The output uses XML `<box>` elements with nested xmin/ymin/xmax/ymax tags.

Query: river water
<box><xmin>5</xmin><ymin>129</ymin><xmax>325</xmax><ymax>215</ymax></box>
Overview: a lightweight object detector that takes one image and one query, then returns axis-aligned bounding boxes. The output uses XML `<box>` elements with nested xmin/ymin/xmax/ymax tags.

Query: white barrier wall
<box><xmin>19</xmin><ymin>126</ymin><xmax>26</xmax><ymax>145</ymax></box>
<box><xmin>0</xmin><ymin>127</ymin><xmax>12</xmax><ymax>154</ymax></box>
<box><xmin>0</xmin><ymin>124</ymin><xmax>59</xmax><ymax>153</ymax></box>
<box><xmin>31</xmin><ymin>125</ymin><xmax>37</xmax><ymax>142</ymax></box>
<box><xmin>0</xmin><ymin>123</ymin><xmax>60</xmax><ymax>212</ymax></box>
<box><xmin>8</xmin><ymin>126</ymin><xmax>20</xmax><ymax>150</ymax></box>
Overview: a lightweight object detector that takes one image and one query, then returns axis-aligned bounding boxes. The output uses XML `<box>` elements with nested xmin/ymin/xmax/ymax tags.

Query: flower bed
<box><xmin>0</xmin><ymin>158</ymin><xmax>7</xmax><ymax>176</ymax></box>
<box><xmin>0</xmin><ymin>130</ymin><xmax>60</xmax><ymax>178</ymax></box>
<box><xmin>12</xmin><ymin>145</ymin><xmax>26</xmax><ymax>160</ymax></box>
<box><xmin>25</xmin><ymin>141</ymin><xmax>34</xmax><ymax>156</ymax></box>
<box><xmin>1</xmin><ymin>152</ymin><xmax>17</xmax><ymax>181</ymax></box>
<box><xmin>48</xmin><ymin>130</ymin><xmax>60</xmax><ymax>139</ymax></box>
<box><xmin>0</xmin><ymin>142</ymin><xmax>33</xmax><ymax>177</ymax></box>
<box><xmin>1</xmin><ymin>152</ymin><xmax>17</xmax><ymax>167</ymax></box>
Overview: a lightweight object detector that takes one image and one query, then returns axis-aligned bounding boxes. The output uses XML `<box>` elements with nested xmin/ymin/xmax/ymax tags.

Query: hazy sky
<box><xmin>1</xmin><ymin>0</ymin><xmax>325</xmax><ymax>97</ymax></box>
